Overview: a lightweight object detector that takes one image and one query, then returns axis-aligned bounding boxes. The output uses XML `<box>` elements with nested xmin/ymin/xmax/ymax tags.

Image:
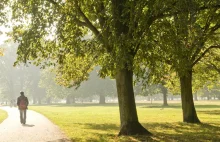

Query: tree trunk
<box><xmin>180</xmin><ymin>71</ymin><xmax>200</xmax><ymax>123</ymax></box>
<box><xmin>38</xmin><ymin>98</ymin><xmax>41</xmax><ymax>104</ymax></box>
<box><xmin>47</xmin><ymin>97</ymin><xmax>51</xmax><ymax>104</ymax></box>
<box><xmin>161</xmin><ymin>86</ymin><xmax>168</xmax><ymax>106</ymax></box>
<box><xmin>171</xmin><ymin>95</ymin><xmax>174</xmax><ymax>100</ymax></box>
<box><xmin>33</xmin><ymin>97</ymin><xmax>37</xmax><ymax>104</ymax></box>
<box><xmin>99</xmin><ymin>94</ymin><xmax>105</xmax><ymax>104</ymax></box>
<box><xmin>72</xmin><ymin>96</ymin><xmax>75</xmax><ymax>104</ymax></box>
<box><xmin>66</xmin><ymin>95</ymin><xmax>71</xmax><ymax>104</ymax></box>
<box><xmin>116</xmin><ymin>69</ymin><xmax>151</xmax><ymax>136</ymax></box>
<box><xmin>207</xmin><ymin>94</ymin><xmax>210</xmax><ymax>100</ymax></box>
<box><xmin>147</xmin><ymin>96</ymin><xmax>150</xmax><ymax>101</ymax></box>
<box><xmin>194</xmin><ymin>93</ymin><xmax>198</xmax><ymax>101</ymax></box>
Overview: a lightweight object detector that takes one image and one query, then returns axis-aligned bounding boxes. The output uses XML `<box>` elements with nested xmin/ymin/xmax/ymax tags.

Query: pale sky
<box><xmin>0</xmin><ymin>26</ymin><xmax>11</xmax><ymax>45</ymax></box>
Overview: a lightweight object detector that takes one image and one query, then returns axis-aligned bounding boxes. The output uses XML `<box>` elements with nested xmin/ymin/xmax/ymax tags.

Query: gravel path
<box><xmin>0</xmin><ymin>106</ymin><xmax>72</xmax><ymax>142</ymax></box>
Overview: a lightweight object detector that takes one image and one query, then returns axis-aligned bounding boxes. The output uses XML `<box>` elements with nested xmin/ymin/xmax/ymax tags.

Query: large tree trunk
<box><xmin>180</xmin><ymin>71</ymin><xmax>200</xmax><ymax>123</ymax></box>
<box><xmin>116</xmin><ymin>69</ymin><xmax>151</xmax><ymax>136</ymax></box>
<box><xmin>99</xmin><ymin>94</ymin><xmax>105</xmax><ymax>104</ymax></box>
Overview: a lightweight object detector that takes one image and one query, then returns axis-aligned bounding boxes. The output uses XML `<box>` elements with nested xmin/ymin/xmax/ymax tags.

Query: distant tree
<box><xmin>39</xmin><ymin>68</ymin><xmax>78</xmax><ymax>104</ymax></box>
<box><xmin>84</xmin><ymin>68</ymin><xmax>116</xmax><ymax>104</ymax></box>
<box><xmin>159</xmin><ymin>82</ymin><xmax>168</xmax><ymax>106</ymax></box>
<box><xmin>0</xmin><ymin>43</ymin><xmax>19</xmax><ymax>100</ymax></box>
<box><xmin>134</xmin><ymin>82</ymin><xmax>160</xmax><ymax>104</ymax></box>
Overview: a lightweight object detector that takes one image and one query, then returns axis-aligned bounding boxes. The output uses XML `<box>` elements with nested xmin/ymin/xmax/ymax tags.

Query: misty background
<box><xmin>0</xmin><ymin>42</ymin><xmax>220</xmax><ymax>105</ymax></box>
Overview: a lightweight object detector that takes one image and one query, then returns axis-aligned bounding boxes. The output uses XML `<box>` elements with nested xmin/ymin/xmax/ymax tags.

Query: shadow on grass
<box><xmin>198</xmin><ymin>110</ymin><xmax>220</xmax><ymax>115</ymax></box>
<box><xmin>31</xmin><ymin>103</ymin><xmax>120</xmax><ymax>108</ymax></box>
<box><xmin>196</xmin><ymin>105</ymin><xmax>220</xmax><ymax>108</ymax></box>
<box><xmin>141</xmin><ymin>104</ymin><xmax>220</xmax><ymax>109</ymax></box>
<box><xmin>70</xmin><ymin>123</ymin><xmax>154</xmax><ymax>142</ymax></box>
<box><xmin>31</xmin><ymin>103</ymin><xmax>220</xmax><ymax>109</ymax></box>
<box><xmin>141</xmin><ymin>105</ymin><xmax>181</xmax><ymax>109</ymax></box>
<box><xmin>70</xmin><ymin>133</ymin><xmax>118</xmax><ymax>142</ymax></box>
<box><xmin>71</xmin><ymin>122</ymin><xmax>220</xmax><ymax>142</ymax></box>
<box><xmin>73</xmin><ymin>122</ymin><xmax>119</xmax><ymax>131</ymax></box>
<box><xmin>141</xmin><ymin>122</ymin><xmax>220</xmax><ymax>142</ymax></box>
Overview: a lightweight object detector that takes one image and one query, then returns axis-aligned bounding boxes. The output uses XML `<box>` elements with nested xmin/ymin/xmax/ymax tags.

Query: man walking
<box><xmin>17</xmin><ymin>91</ymin><xmax>29</xmax><ymax>124</ymax></box>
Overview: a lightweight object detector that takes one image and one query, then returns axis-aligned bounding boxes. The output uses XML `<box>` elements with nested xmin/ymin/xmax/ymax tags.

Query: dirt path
<box><xmin>0</xmin><ymin>106</ymin><xmax>71</xmax><ymax>142</ymax></box>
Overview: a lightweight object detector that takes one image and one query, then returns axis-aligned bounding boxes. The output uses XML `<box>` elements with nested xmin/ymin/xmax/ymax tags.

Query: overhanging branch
<box><xmin>207</xmin><ymin>63</ymin><xmax>220</xmax><ymax>74</ymax></box>
<box><xmin>74</xmin><ymin>1</ymin><xmax>101</xmax><ymax>38</ymax></box>
<box><xmin>192</xmin><ymin>45</ymin><xmax>220</xmax><ymax>67</ymax></box>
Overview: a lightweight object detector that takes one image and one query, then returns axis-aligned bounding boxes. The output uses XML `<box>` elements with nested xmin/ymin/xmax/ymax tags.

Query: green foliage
<box><xmin>150</xmin><ymin>1</ymin><xmax>219</xmax><ymax>76</ymax></box>
<box><xmin>0</xmin><ymin>0</ymin><xmax>10</xmax><ymax>25</ymax></box>
<box><xmin>144</xmin><ymin>1</ymin><xmax>220</xmax><ymax>98</ymax></box>
<box><xmin>6</xmin><ymin>0</ymin><xmax>180</xmax><ymax>87</ymax></box>
<box><xmin>0</xmin><ymin>48</ymin><xmax>4</xmax><ymax>56</ymax></box>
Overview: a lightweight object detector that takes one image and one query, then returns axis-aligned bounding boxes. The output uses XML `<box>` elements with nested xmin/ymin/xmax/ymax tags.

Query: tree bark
<box><xmin>116</xmin><ymin>69</ymin><xmax>151</xmax><ymax>136</ymax></box>
<box><xmin>161</xmin><ymin>84</ymin><xmax>168</xmax><ymax>106</ymax></box>
<box><xmin>180</xmin><ymin>71</ymin><xmax>200</xmax><ymax>123</ymax></box>
<box><xmin>99</xmin><ymin>94</ymin><xmax>105</xmax><ymax>104</ymax></box>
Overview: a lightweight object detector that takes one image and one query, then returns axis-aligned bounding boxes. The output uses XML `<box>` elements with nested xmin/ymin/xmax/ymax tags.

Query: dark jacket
<box><xmin>17</xmin><ymin>96</ymin><xmax>29</xmax><ymax>110</ymax></box>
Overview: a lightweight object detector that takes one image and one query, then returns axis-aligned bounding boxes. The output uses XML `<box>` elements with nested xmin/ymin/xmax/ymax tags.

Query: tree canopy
<box><xmin>0</xmin><ymin>0</ymin><xmax>219</xmax><ymax>135</ymax></box>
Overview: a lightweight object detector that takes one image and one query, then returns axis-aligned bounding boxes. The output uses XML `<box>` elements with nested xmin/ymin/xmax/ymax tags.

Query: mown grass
<box><xmin>29</xmin><ymin>101</ymin><xmax>220</xmax><ymax>142</ymax></box>
<box><xmin>0</xmin><ymin>109</ymin><xmax>7</xmax><ymax>123</ymax></box>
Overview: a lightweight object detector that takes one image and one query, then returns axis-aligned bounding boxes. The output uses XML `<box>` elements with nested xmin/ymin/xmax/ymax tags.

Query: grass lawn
<box><xmin>0</xmin><ymin>109</ymin><xmax>7</xmax><ymax>123</ymax></box>
<box><xmin>29</xmin><ymin>101</ymin><xmax>220</xmax><ymax>142</ymax></box>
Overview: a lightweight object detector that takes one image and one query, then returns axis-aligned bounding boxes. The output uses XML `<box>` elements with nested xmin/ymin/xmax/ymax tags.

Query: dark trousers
<box><xmin>19</xmin><ymin>109</ymin><xmax>27</xmax><ymax>124</ymax></box>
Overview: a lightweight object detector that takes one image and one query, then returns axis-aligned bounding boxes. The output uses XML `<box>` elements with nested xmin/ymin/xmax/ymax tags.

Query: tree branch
<box><xmin>192</xmin><ymin>45</ymin><xmax>220</xmax><ymax>67</ymax></box>
<box><xmin>47</xmin><ymin>0</ymin><xmax>59</xmax><ymax>5</ymax></box>
<box><xmin>206</xmin><ymin>62</ymin><xmax>220</xmax><ymax>74</ymax></box>
<box><xmin>74</xmin><ymin>1</ymin><xmax>101</xmax><ymax>38</ymax></box>
<box><xmin>191</xmin><ymin>41</ymin><xmax>205</xmax><ymax>62</ymax></box>
<box><xmin>208</xmin><ymin>23</ymin><xmax>220</xmax><ymax>35</ymax></box>
<box><xmin>153</xmin><ymin>3</ymin><xmax>220</xmax><ymax>21</ymax></box>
